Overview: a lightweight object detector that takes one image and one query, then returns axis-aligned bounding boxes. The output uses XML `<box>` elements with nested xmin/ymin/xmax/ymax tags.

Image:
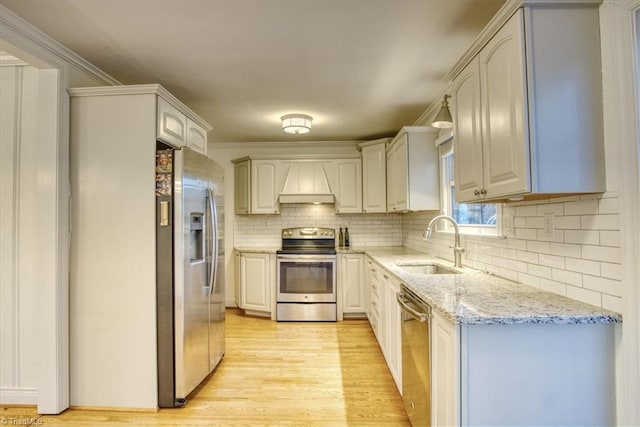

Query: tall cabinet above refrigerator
<box><xmin>69</xmin><ymin>84</ymin><xmax>224</xmax><ymax>410</ymax></box>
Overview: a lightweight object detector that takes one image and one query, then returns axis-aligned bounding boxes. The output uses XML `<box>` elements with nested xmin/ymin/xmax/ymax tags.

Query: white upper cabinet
<box><xmin>450</xmin><ymin>4</ymin><xmax>605</xmax><ymax>203</ymax></box>
<box><xmin>157</xmin><ymin>96</ymin><xmax>187</xmax><ymax>148</ymax></box>
<box><xmin>386</xmin><ymin>127</ymin><xmax>440</xmax><ymax>212</ymax></box>
<box><xmin>361</xmin><ymin>140</ymin><xmax>387</xmax><ymax>213</ymax></box>
<box><xmin>234</xmin><ymin>159</ymin><xmax>250</xmax><ymax>214</ymax></box>
<box><xmin>186</xmin><ymin>119</ymin><xmax>207</xmax><ymax>155</ymax></box>
<box><xmin>451</xmin><ymin>57</ymin><xmax>485</xmax><ymax>203</ymax></box>
<box><xmin>251</xmin><ymin>160</ymin><xmax>279</xmax><ymax>214</ymax></box>
<box><xmin>157</xmin><ymin>95</ymin><xmax>209</xmax><ymax>155</ymax></box>
<box><xmin>232</xmin><ymin>158</ymin><xmax>279</xmax><ymax>214</ymax></box>
<box><xmin>334</xmin><ymin>158</ymin><xmax>362</xmax><ymax>214</ymax></box>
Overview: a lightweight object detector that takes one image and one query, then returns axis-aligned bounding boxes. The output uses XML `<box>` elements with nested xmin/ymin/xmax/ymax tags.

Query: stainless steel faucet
<box><xmin>423</xmin><ymin>214</ymin><xmax>465</xmax><ymax>268</ymax></box>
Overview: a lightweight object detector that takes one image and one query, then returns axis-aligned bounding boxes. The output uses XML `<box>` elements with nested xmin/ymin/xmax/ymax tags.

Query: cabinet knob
<box><xmin>474</xmin><ymin>189</ymin><xmax>480</xmax><ymax>196</ymax></box>
<box><xmin>480</xmin><ymin>188</ymin><xmax>487</xmax><ymax>195</ymax></box>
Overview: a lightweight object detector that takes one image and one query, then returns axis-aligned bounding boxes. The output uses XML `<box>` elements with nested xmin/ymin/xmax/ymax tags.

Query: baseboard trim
<box><xmin>0</xmin><ymin>387</ymin><xmax>38</xmax><ymax>405</ymax></box>
<box><xmin>68</xmin><ymin>405</ymin><xmax>158</xmax><ymax>413</ymax></box>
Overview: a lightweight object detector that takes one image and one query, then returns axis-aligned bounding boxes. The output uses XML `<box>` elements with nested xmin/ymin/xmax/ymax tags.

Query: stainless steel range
<box><xmin>276</xmin><ymin>227</ymin><xmax>337</xmax><ymax>322</ymax></box>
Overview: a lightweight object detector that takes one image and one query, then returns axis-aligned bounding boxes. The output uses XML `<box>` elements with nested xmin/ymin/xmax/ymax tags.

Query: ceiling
<box><xmin>1</xmin><ymin>0</ymin><xmax>505</xmax><ymax>143</ymax></box>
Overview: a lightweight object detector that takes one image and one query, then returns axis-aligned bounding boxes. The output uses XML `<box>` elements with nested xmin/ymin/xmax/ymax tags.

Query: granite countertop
<box><xmin>363</xmin><ymin>247</ymin><xmax>622</xmax><ymax>326</ymax></box>
<box><xmin>234</xmin><ymin>247</ymin><xmax>279</xmax><ymax>254</ymax></box>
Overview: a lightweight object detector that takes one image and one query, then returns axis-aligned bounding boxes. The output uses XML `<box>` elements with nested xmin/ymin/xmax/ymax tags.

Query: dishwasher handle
<box><xmin>396</xmin><ymin>291</ymin><xmax>431</xmax><ymax>322</ymax></box>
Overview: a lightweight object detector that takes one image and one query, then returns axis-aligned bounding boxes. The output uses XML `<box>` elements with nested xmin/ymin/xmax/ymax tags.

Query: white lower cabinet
<box><xmin>383</xmin><ymin>273</ymin><xmax>402</xmax><ymax>392</ymax></box>
<box><xmin>366</xmin><ymin>257</ymin><xmax>382</xmax><ymax>340</ymax></box>
<box><xmin>365</xmin><ymin>256</ymin><xmax>401</xmax><ymax>393</ymax></box>
<box><xmin>339</xmin><ymin>253</ymin><xmax>366</xmax><ymax>319</ymax></box>
<box><xmin>432</xmin><ymin>313</ymin><xmax>615</xmax><ymax>426</ymax></box>
<box><xmin>238</xmin><ymin>252</ymin><xmax>274</xmax><ymax>317</ymax></box>
<box><xmin>431</xmin><ymin>310</ymin><xmax>459</xmax><ymax>427</ymax></box>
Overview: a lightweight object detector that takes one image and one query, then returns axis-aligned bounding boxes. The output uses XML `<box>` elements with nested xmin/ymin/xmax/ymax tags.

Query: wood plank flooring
<box><xmin>1</xmin><ymin>309</ymin><xmax>410</xmax><ymax>426</ymax></box>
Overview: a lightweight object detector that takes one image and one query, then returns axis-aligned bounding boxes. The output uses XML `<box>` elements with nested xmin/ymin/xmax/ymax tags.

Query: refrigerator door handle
<box><xmin>206</xmin><ymin>188</ymin><xmax>218</xmax><ymax>297</ymax></box>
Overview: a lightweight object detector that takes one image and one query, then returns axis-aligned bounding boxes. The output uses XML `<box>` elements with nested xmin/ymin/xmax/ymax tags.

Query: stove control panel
<box><xmin>281</xmin><ymin>227</ymin><xmax>335</xmax><ymax>239</ymax></box>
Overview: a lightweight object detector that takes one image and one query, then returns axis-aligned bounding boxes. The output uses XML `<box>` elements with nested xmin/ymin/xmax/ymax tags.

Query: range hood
<box><xmin>278</xmin><ymin>193</ymin><xmax>335</xmax><ymax>204</ymax></box>
<box><xmin>278</xmin><ymin>161</ymin><xmax>336</xmax><ymax>204</ymax></box>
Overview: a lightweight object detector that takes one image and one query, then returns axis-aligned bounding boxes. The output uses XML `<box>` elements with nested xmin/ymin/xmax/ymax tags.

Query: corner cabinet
<box><xmin>386</xmin><ymin>127</ymin><xmax>439</xmax><ymax>212</ymax></box>
<box><xmin>360</xmin><ymin>139</ymin><xmax>388</xmax><ymax>213</ymax></box>
<box><xmin>450</xmin><ymin>4</ymin><xmax>605</xmax><ymax>203</ymax></box>
<box><xmin>232</xmin><ymin>158</ymin><xmax>279</xmax><ymax>214</ymax></box>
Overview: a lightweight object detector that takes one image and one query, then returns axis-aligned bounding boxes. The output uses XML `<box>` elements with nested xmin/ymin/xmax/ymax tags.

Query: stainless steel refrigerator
<box><xmin>155</xmin><ymin>144</ymin><xmax>225</xmax><ymax>408</ymax></box>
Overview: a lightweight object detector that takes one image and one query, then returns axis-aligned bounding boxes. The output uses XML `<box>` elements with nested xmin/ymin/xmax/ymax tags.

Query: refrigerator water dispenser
<box><xmin>189</xmin><ymin>213</ymin><xmax>204</xmax><ymax>262</ymax></box>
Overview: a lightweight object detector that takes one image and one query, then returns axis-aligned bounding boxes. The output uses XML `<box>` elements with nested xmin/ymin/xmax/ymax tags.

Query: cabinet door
<box><xmin>234</xmin><ymin>252</ymin><xmax>242</xmax><ymax>307</ymax></box>
<box><xmin>362</xmin><ymin>143</ymin><xmax>387</xmax><ymax>213</ymax></box>
<box><xmin>432</xmin><ymin>311</ymin><xmax>459</xmax><ymax>427</ymax></box>
<box><xmin>234</xmin><ymin>160</ymin><xmax>250</xmax><ymax>214</ymax></box>
<box><xmin>251</xmin><ymin>160</ymin><xmax>279</xmax><ymax>214</ymax></box>
<box><xmin>452</xmin><ymin>57</ymin><xmax>484</xmax><ymax>203</ymax></box>
<box><xmin>186</xmin><ymin>119</ymin><xmax>207</xmax><ymax>155</ymax></box>
<box><xmin>386</xmin><ymin>137</ymin><xmax>408</xmax><ymax>212</ymax></box>
<box><xmin>341</xmin><ymin>254</ymin><xmax>365</xmax><ymax>314</ymax></box>
<box><xmin>335</xmin><ymin>159</ymin><xmax>362</xmax><ymax>214</ymax></box>
<box><xmin>157</xmin><ymin>97</ymin><xmax>187</xmax><ymax>147</ymax></box>
<box><xmin>479</xmin><ymin>9</ymin><xmax>530</xmax><ymax>199</ymax></box>
<box><xmin>385</xmin><ymin>276</ymin><xmax>402</xmax><ymax>392</ymax></box>
<box><xmin>240</xmin><ymin>253</ymin><xmax>271</xmax><ymax>312</ymax></box>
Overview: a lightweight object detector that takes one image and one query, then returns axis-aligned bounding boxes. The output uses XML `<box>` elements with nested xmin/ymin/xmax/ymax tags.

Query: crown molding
<box><xmin>0</xmin><ymin>5</ymin><xmax>120</xmax><ymax>86</ymax></box>
<box><xmin>211</xmin><ymin>140</ymin><xmax>362</xmax><ymax>150</ymax></box>
<box><xmin>0</xmin><ymin>51</ymin><xmax>28</xmax><ymax>66</ymax></box>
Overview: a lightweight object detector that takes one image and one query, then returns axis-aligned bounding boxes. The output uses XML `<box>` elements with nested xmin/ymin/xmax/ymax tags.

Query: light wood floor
<box><xmin>1</xmin><ymin>309</ymin><xmax>409</xmax><ymax>426</ymax></box>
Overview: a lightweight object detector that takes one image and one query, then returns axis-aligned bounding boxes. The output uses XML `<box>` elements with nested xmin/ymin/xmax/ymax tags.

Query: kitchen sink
<box><xmin>395</xmin><ymin>262</ymin><xmax>460</xmax><ymax>275</ymax></box>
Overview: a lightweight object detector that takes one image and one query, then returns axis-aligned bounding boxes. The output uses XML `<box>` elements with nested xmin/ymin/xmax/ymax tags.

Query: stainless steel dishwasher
<box><xmin>396</xmin><ymin>284</ymin><xmax>432</xmax><ymax>426</ymax></box>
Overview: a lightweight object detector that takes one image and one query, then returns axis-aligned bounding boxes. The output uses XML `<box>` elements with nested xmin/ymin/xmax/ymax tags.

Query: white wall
<box><xmin>0</xmin><ymin>64</ymin><xmax>40</xmax><ymax>404</ymax></box>
<box><xmin>1</xmin><ymin>5</ymin><xmax>120</xmax><ymax>412</ymax></box>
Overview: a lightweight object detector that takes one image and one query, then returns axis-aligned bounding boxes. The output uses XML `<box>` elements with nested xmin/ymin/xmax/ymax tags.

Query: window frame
<box><xmin>437</xmin><ymin>135</ymin><xmax>502</xmax><ymax>237</ymax></box>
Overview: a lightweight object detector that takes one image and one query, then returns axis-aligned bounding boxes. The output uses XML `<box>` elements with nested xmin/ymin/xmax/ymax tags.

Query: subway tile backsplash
<box><xmin>402</xmin><ymin>192</ymin><xmax>623</xmax><ymax>313</ymax></box>
<box><xmin>234</xmin><ymin>204</ymin><xmax>403</xmax><ymax>248</ymax></box>
<box><xmin>234</xmin><ymin>193</ymin><xmax>622</xmax><ymax>314</ymax></box>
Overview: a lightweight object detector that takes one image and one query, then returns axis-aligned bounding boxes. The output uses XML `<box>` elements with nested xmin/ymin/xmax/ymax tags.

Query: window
<box><xmin>439</xmin><ymin>139</ymin><xmax>501</xmax><ymax>236</ymax></box>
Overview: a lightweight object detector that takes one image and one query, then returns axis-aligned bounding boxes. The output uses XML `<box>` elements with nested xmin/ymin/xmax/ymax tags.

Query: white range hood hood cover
<box><xmin>278</xmin><ymin>161</ymin><xmax>336</xmax><ymax>204</ymax></box>
<box><xmin>278</xmin><ymin>193</ymin><xmax>335</xmax><ymax>204</ymax></box>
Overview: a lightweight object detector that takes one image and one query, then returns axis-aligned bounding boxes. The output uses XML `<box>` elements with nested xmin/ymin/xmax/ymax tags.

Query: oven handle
<box><xmin>277</xmin><ymin>254</ymin><xmax>336</xmax><ymax>262</ymax></box>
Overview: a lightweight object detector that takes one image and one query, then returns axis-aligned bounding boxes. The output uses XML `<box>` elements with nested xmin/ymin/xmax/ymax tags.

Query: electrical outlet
<box><xmin>543</xmin><ymin>213</ymin><xmax>555</xmax><ymax>238</ymax></box>
<box><xmin>503</xmin><ymin>215</ymin><xmax>514</xmax><ymax>235</ymax></box>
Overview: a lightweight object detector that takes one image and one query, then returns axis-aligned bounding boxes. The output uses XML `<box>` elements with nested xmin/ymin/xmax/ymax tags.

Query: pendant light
<box><xmin>431</xmin><ymin>95</ymin><xmax>453</xmax><ymax>129</ymax></box>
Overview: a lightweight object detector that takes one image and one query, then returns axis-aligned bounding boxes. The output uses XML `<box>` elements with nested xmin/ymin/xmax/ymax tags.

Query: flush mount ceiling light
<box><xmin>281</xmin><ymin>114</ymin><xmax>313</xmax><ymax>135</ymax></box>
<box><xmin>431</xmin><ymin>95</ymin><xmax>453</xmax><ymax>129</ymax></box>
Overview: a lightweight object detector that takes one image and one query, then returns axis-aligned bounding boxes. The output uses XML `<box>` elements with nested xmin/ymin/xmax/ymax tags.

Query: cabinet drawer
<box><xmin>371</xmin><ymin>280</ymin><xmax>380</xmax><ymax>299</ymax></box>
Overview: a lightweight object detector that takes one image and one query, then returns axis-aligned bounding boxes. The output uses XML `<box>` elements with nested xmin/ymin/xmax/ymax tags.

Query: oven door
<box><xmin>277</xmin><ymin>254</ymin><xmax>336</xmax><ymax>303</ymax></box>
